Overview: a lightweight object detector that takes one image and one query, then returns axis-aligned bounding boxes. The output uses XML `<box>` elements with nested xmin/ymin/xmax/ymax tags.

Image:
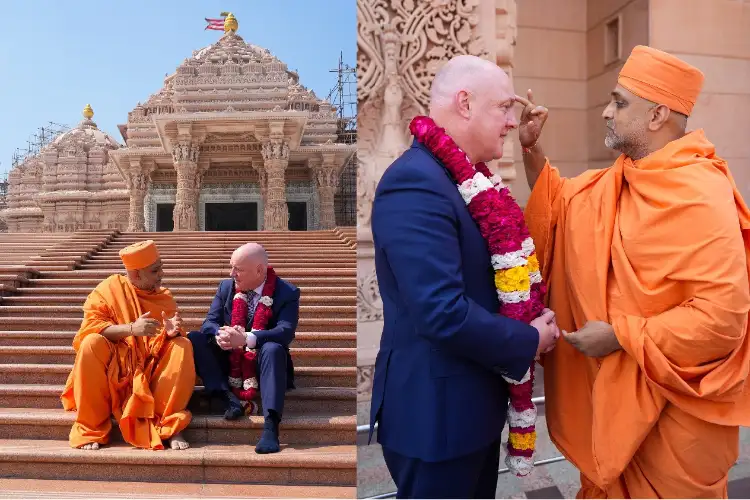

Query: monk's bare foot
<box><xmin>169</xmin><ymin>433</ymin><xmax>189</xmax><ymax>450</ymax></box>
<box><xmin>80</xmin><ymin>442</ymin><xmax>100</xmax><ymax>450</ymax></box>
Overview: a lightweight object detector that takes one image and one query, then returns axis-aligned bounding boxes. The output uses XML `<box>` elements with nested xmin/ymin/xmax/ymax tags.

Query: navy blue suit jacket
<box><xmin>369</xmin><ymin>139</ymin><xmax>540</xmax><ymax>462</ymax></box>
<box><xmin>200</xmin><ymin>276</ymin><xmax>300</xmax><ymax>389</ymax></box>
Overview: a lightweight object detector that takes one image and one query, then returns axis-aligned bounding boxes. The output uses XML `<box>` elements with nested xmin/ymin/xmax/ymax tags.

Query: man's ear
<box><xmin>648</xmin><ymin>104</ymin><xmax>671</xmax><ymax>131</ymax></box>
<box><xmin>456</xmin><ymin>90</ymin><xmax>471</xmax><ymax>120</ymax></box>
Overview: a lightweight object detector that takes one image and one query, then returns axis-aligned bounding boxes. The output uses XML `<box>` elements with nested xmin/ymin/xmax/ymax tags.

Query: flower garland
<box><xmin>409</xmin><ymin>116</ymin><xmax>546</xmax><ymax>476</ymax></box>
<box><xmin>228</xmin><ymin>266</ymin><xmax>277</xmax><ymax>416</ymax></box>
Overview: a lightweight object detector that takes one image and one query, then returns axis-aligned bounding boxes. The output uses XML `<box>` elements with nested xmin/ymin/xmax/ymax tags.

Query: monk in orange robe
<box><xmin>60</xmin><ymin>240</ymin><xmax>196</xmax><ymax>451</ymax></box>
<box><xmin>518</xmin><ymin>45</ymin><xmax>750</xmax><ymax>498</ymax></box>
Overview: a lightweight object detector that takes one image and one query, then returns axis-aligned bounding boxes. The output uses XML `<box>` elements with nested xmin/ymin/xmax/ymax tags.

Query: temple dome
<box><xmin>50</xmin><ymin>104</ymin><xmax>121</xmax><ymax>154</ymax></box>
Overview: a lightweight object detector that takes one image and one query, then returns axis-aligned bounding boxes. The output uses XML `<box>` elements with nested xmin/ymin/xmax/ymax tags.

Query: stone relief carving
<box><xmin>171</xmin><ymin>142</ymin><xmax>201</xmax><ymax>164</ymax></box>
<box><xmin>358</xmin><ymin>267</ymin><xmax>384</xmax><ymax>322</ymax></box>
<box><xmin>357</xmin><ymin>0</ymin><xmax>489</xmax><ymax>234</ymax></box>
<box><xmin>357</xmin><ymin>365</ymin><xmax>375</xmax><ymax>397</ymax></box>
<box><xmin>261</xmin><ymin>141</ymin><xmax>290</xmax><ymax>161</ymax></box>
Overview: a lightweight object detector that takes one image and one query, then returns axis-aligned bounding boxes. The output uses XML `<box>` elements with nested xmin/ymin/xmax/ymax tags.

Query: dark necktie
<box><xmin>246</xmin><ymin>290</ymin><xmax>258</xmax><ymax>330</ymax></box>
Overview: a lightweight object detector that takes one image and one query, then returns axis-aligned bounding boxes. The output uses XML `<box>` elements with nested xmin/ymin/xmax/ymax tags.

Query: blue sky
<box><xmin>0</xmin><ymin>0</ymin><xmax>356</xmax><ymax>178</ymax></box>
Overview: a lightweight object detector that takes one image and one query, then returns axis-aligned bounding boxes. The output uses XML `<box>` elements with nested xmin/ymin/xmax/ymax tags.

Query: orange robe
<box><xmin>60</xmin><ymin>274</ymin><xmax>196</xmax><ymax>450</ymax></box>
<box><xmin>525</xmin><ymin>130</ymin><xmax>750</xmax><ymax>498</ymax></box>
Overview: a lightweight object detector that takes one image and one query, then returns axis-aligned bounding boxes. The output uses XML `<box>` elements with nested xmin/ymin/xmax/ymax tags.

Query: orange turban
<box><xmin>119</xmin><ymin>240</ymin><xmax>160</xmax><ymax>270</ymax></box>
<box><xmin>618</xmin><ymin>45</ymin><xmax>704</xmax><ymax>116</ymax></box>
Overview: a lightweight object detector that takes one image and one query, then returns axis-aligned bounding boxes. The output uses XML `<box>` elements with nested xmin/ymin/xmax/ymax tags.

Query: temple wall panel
<box><xmin>648</xmin><ymin>0</ymin><xmax>750</xmax><ymax>199</ymax></box>
<box><xmin>512</xmin><ymin>0</ymin><xmax>588</xmax><ymax>206</ymax></box>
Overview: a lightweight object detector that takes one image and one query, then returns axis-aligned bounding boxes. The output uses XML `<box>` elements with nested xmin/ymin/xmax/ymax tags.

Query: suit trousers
<box><xmin>381</xmin><ymin>438</ymin><xmax>502</xmax><ymax>499</ymax></box>
<box><xmin>187</xmin><ymin>330</ymin><xmax>288</xmax><ymax>418</ymax></box>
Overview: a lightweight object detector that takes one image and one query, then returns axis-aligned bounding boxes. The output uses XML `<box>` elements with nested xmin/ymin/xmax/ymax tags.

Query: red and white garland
<box><xmin>228</xmin><ymin>266</ymin><xmax>277</xmax><ymax>416</ymax></box>
<box><xmin>410</xmin><ymin>116</ymin><xmax>546</xmax><ymax>476</ymax></box>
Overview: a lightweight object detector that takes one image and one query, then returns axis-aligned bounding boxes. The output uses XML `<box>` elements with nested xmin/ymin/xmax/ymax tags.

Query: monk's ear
<box><xmin>648</xmin><ymin>104</ymin><xmax>671</xmax><ymax>131</ymax></box>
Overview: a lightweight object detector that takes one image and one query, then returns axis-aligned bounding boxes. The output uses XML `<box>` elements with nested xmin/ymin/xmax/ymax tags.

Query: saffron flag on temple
<box><xmin>205</xmin><ymin>18</ymin><xmax>225</xmax><ymax>30</ymax></box>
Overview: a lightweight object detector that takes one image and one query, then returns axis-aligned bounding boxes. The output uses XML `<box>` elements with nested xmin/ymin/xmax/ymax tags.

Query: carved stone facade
<box><xmin>0</xmin><ymin>20</ymin><xmax>356</xmax><ymax>233</ymax></box>
<box><xmin>356</xmin><ymin>0</ymin><xmax>519</xmax><ymax>397</ymax></box>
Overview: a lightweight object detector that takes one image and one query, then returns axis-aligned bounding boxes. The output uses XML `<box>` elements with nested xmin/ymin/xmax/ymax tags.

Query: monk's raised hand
<box><xmin>515</xmin><ymin>89</ymin><xmax>548</xmax><ymax>149</ymax></box>
<box><xmin>562</xmin><ymin>321</ymin><xmax>621</xmax><ymax>358</ymax></box>
<box><xmin>163</xmin><ymin>311</ymin><xmax>182</xmax><ymax>338</ymax></box>
<box><xmin>131</xmin><ymin>311</ymin><xmax>160</xmax><ymax>337</ymax></box>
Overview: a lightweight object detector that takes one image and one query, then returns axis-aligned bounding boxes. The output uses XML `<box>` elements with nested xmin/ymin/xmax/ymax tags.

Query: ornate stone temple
<box><xmin>1</xmin><ymin>17</ymin><xmax>356</xmax><ymax>233</ymax></box>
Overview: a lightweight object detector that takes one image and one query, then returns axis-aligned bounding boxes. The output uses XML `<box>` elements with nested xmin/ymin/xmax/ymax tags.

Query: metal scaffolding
<box><xmin>10</xmin><ymin>121</ymin><xmax>70</xmax><ymax>170</ymax></box>
<box><xmin>328</xmin><ymin>51</ymin><xmax>357</xmax><ymax>227</ymax></box>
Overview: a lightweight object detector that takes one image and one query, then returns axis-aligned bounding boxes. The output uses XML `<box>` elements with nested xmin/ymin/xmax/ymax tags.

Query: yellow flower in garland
<box><xmin>508</xmin><ymin>431</ymin><xmax>536</xmax><ymax>451</ymax></box>
<box><xmin>527</xmin><ymin>254</ymin><xmax>540</xmax><ymax>274</ymax></box>
<box><xmin>494</xmin><ymin>265</ymin><xmax>530</xmax><ymax>293</ymax></box>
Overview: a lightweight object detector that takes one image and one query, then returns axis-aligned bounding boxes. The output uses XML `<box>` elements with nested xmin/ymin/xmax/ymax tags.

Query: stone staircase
<box><xmin>0</xmin><ymin>229</ymin><xmax>356</xmax><ymax>498</ymax></box>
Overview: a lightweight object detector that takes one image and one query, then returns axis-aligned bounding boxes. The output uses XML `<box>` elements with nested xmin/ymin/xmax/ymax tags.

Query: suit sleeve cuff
<box><xmin>493</xmin><ymin>323</ymin><xmax>539</xmax><ymax>381</ymax></box>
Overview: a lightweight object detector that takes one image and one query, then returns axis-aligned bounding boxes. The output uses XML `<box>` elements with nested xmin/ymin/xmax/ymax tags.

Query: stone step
<box><xmin>23</xmin><ymin>265</ymin><xmax>76</xmax><ymax>272</ymax></box>
<box><xmin>81</xmin><ymin>256</ymin><xmax>357</xmax><ymax>271</ymax></box>
<box><xmin>0</xmin><ymin>267</ymin><xmax>38</xmax><ymax>275</ymax></box>
<box><xmin>0</xmin><ymin>346</ymin><xmax>356</xmax><ymax>367</ymax></box>
<box><xmin>0</xmin><ymin>305</ymin><xmax>356</xmax><ymax>319</ymax></box>
<box><xmin>37</xmin><ymin>268</ymin><xmax>356</xmax><ymax>279</ymax></box>
<box><xmin>86</xmin><ymin>251</ymin><xmax>357</xmax><ymax>259</ymax></box>
<box><xmin>0</xmin><ymin>385</ymin><xmax>356</xmax><ymax>415</ymax></box>
<box><xmin>0</xmin><ymin>364</ymin><xmax>355</xmax><ymax>388</ymax></box>
<box><xmin>102</xmin><ymin>239</ymin><xmax>349</xmax><ymax>245</ymax></box>
<box><xmin>0</xmin><ymin>408</ymin><xmax>355</xmax><ymax>446</ymax></box>
<box><xmin>0</xmin><ymin>478</ymin><xmax>355</xmax><ymax>498</ymax></box>
<box><xmin>25</xmin><ymin>276</ymin><xmax>357</xmax><ymax>287</ymax></box>
<box><xmin>14</xmin><ymin>285</ymin><xmax>357</xmax><ymax>296</ymax></box>
<box><xmin>0</xmin><ymin>276</ymin><xmax>28</xmax><ymax>290</ymax></box>
<box><xmin>0</xmin><ymin>438</ymin><xmax>355</xmax><ymax>486</ymax></box>
<box><xmin>0</xmin><ymin>317</ymin><xmax>355</xmax><ymax>332</ymax></box>
<box><xmin>0</xmin><ymin>330</ymin><xmax>355</xmax><ymax>348</ymax></box>
<box><xmin>0</xmin><ymin>294</ymin><xmax>356</xmax><ymax>307</ymax></box>
<box><xmin>80</xmin><ymin>261</ymin><xmax>357</xmax><ymax>270</ymax></box>
<box><xmin>115</xmin><ymin>232</ymin><xmax>343</xmax><ymax>239</ymax></box>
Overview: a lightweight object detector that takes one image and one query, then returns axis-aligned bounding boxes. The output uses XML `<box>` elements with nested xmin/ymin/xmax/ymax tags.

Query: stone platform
<box><xmin>0</xmin><ymin>229</ymin><xmax>356</xmax><ymax>498</ymax></box>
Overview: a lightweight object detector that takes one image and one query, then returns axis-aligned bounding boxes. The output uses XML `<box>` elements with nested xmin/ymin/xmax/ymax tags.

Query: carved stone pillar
<box><xmin>252</xmin><ymin>161</ymin><xmax>268</xmax><ymax>206</ymax></box>
<box><xmin>127</xmin><ymin>173</ymin><xmax>149</xmax><ymax>232</ymax></box>
<box><xmin>312</xmin><ymin>157</ymin><xmax>340</xmax><ymax>230</ymax></box>
<box><xmin>171</xmin><ymin>141</ymin><xmax>201</xmax><ymax>231</ymax></box>
<box><xmin>126</xmin><ymin>158</ymin><xmax>155</xmax><ymax>232</ymax></box>
<box><xmin>261</xmin><ymin>140</ymin><xmax>289</xmax><ymax>231</ymax></box>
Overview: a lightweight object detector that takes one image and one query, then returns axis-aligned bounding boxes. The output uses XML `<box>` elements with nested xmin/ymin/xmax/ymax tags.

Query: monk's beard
<box><xmin>604</xmin><ymin>121</ymin><xmax>649</xmax><ymax>160</ymax></box>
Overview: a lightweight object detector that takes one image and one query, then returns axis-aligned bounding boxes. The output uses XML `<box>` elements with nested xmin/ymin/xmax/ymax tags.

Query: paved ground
<box><xmin>357</xmin><ymin>364</ymin><xmax>750</xmax><ymax>498</ymax></box>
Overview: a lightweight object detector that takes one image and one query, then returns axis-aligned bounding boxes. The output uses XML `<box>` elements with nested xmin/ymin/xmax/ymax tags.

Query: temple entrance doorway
<box><xmin>156</xmin><ymin>203</ymin><xmax>175</xmax><ymax>232</ymax></box>
<box><xmin>205</xmin><ymin>202</ymin><xmax>258</xmax><ymax>231</ymax></box>
<box><xmin>288</xmin><ymin>202</ymin><xmax>307</xmax><ymax>231</ymax></box>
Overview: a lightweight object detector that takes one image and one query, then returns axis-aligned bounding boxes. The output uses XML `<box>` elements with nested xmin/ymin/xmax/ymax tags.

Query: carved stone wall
<box><xmin>356</xmin><ymin>0</ymin><xmax>519</xmax><ymax>399</ymax></box>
